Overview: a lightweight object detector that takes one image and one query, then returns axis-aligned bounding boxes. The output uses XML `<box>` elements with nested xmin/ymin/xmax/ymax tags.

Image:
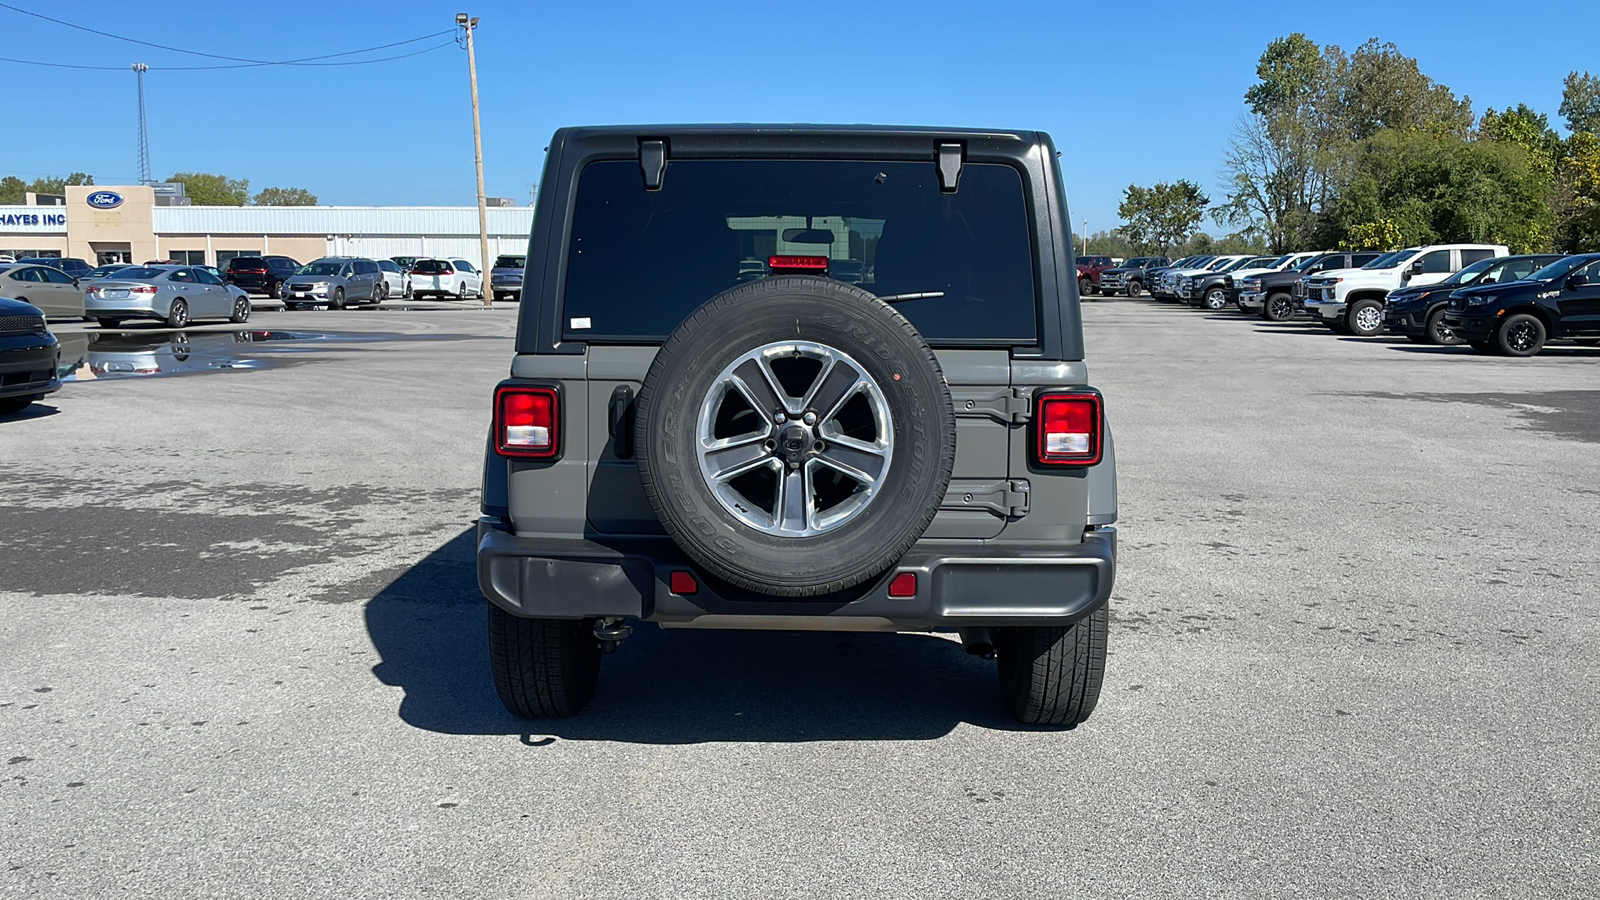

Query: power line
<box><xmin>0</xmin><ymin>40</ymin><xmax>457</xmax><ymax>73</ymax></box>
<box><xmin>0</xmin><ymin>2</ymin><xmax>451</xmax><ymax>67</ymax></box>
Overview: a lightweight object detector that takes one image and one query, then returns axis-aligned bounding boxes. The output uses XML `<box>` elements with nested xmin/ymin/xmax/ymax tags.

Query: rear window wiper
<box><xmin>875</xmin><ymin>291</ymin><xmax>945</xmax><ymax>303</ymax></box>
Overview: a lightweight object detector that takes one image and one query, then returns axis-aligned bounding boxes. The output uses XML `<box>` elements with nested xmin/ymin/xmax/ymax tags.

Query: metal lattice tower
<box><xmin>131</xmin><ymin>63</ymin><xmax>151</xmax><ymax>185</ymax></box>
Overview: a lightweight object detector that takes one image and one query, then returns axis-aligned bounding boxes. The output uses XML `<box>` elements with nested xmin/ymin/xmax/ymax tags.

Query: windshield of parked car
<box><xmin>1205</xmin><ymin>258</ymin><xmax>1236</xmax><ymax>271</ymax></box>
<box><xmin>1435</xmin><ymin>257</ymin><xmax>1498</xmax><ymax>286</ymax></box>
<box><xmin>1527</xmin><ymin>255</ymin><xmax>1593</xmax><ymax>282</ymax></box>
<box><xmin>411</xmin><ymin>260</ymin><xmax>451</xmax><ymax>274</ymax></box>
<box><xmin>563</xmin><ymin>158</ymin><xmax>1038</xmax><ymax>343</ymax></box>
<box><xmin>377</xmin><ymin>260</ymin><xmax>399</xmax><ymax>272</ymax></box>
<box><xmin>1364</xmin><ymin>250</ymin><xmax>1416</xmax><ymax>270</ymax></box>
<box><xmin>297</xmin><ymin>262</ymin><xmax>344</xmax><ymax>277</ymax></box>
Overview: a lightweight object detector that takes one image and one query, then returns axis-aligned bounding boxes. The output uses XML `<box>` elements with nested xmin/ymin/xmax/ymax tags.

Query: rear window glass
<box><xmin>229</xmin><ymin>257</ymin><xmax>265</xmax><ymax>269</ymax></box>
<box><xmin>495</xmin><ymin>255</ymin><xmax>526</xmax><ymax>268</ymax></box>
<box><xmin>412</xmin><ymin>260</ymin><xmax>451</xmax><ymax>274</ymax></box>
<box><xmin>107</xmin><ymin>267</ymin><xmax>164</xmax><ymax>280</ymax></box>
<box><xmin>562</xmin><ymin>159</ymin><xmax>1038</xmax><ymax>343</ymax></box>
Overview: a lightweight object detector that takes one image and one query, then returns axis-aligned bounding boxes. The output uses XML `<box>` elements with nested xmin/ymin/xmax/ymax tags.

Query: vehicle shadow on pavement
<box><xmin>365</xmin><ymin>528</ymin><xmax>1026</xmax><ymax>743</ymax></box>
<box><xmin>0</xmin><ymin>403</ymin><xmax>60</xmax><ymax>423</ymax></box>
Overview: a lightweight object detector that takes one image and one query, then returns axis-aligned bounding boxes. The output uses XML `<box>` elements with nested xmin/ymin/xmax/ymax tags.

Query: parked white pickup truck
<box><xmin>1302</xmin><ymin>244</ymin><xmax>1508</xmax><ymax>336</ymax></box>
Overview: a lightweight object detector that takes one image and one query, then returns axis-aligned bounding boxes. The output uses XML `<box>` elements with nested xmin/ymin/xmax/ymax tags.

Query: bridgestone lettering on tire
<box><xmin>635</xmin><ymin>276</ymin><xmax>957</xmax><ymax>597</ymax></box>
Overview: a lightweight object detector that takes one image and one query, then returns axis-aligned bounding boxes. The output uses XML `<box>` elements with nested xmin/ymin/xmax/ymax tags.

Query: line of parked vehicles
<box><xmin>1081</xmin><ymin>245</ymin><xmax>1600</xmax><ymax>358</ymax></box>
<box><xmin>0</xmin><ymin>252</ymin><xmax>530</xmax><ymax>329</ymax></box>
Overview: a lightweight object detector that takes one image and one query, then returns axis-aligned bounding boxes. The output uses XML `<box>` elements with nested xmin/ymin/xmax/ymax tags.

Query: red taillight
<box><xmin>768</xmin><ymin>255</ymin><xmax>829</xmax><ymax>273</ymax></box>
<box><xmin>1034</xmin><ymin>393</ymin><xmax>1102</xmax><ymax>466</ymax></box>
<box><xmin>131</xmin><ymin>285</ymin><xmax>158</xmax><ymax>294</ymax></box>
<box><xmin>888</xmin><ymin>572</ymin><xmax>917</xmax><ymax>597</ymax></box>
<box><xmin>234</xmin><ymin>268</ymin><xmax>267</xmax><ymax>274</ymax></box>
<box><xmin>669</xmin><ymin>571</ymin><xmax>698</xmax><ymax>595</ymax></box>
<box><xmin>494</xmin><ymin>385</ymin><xmax>559</xmax><ymax>458</ymax></box>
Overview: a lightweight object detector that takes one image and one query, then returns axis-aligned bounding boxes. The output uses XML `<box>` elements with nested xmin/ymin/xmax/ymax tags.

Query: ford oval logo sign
<box><xmin>86</xmin><ymin>191</ymin><xmax>123</xmax><ymax>209</ymax></box>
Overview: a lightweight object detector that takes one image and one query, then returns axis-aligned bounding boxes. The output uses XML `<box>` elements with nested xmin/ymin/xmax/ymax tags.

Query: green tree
<box><xmin>1559</xmin><ymin>71</ymin><xmax>1600</xmax><ymax>135</ymax></box>
<box><xmin>1326</xmin><ymin>130</ymin><xmax>1553</xmax><ymax>252</ymax></box>
<box><xmin>1553</xmin><ymin>131</ymin><xmax>1600</xmax><ymax>251</ymax></box>
<box><xmin>253</xmin><ymin>186</ymin><xmax>318</xmax><ymax>206</ymax></box>
<box><xmin>1117</xmin><ymin>180</ymin><xmax>1210</xmax><ymax>254</ymax></box>
<box><xmin>1328</xmin><ymin>39</ymin><xmax>1474</xmax><ymax>141</ymax></box>
<box><xmin>0</xmin><ymin>172</ymin><xmax>93</xmax><ymax>201</ymax></box>
<box><xmin>169</xmin><ymin>172</ymin><xmax>250</xmax><ymax>206</ymax></box>
<box><xmin>1480</xmin><ymin>104</ymin><xmax>1562</xmax><ymax>176</ymax></box>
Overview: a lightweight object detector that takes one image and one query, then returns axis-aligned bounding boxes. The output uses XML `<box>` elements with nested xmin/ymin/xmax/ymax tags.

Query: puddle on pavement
<box><xmin>60</xmin><ymin>329</ymin><xmax>367</xmax><ymax>381</ymax></box>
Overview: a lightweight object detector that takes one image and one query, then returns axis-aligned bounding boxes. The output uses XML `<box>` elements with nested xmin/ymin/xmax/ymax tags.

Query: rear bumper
<box><xmin>476</xmin><ymin>519</ymin><xmax>1116</xmax><ymax>630</ymax></box>
<box><xmin>0</xmin><ymin>336</ymin><xmax>62</xmax><ymax>400</ymax></box>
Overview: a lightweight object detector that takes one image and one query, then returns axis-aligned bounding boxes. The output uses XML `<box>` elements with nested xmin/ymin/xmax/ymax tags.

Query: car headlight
<box><xmin>1241</xmin><ymin>278</ymin><xmax>1260</xmax><ymax>290</ymax></box>
<box><xmin>1465</xmin><ymin>294</ymin><xmax>1495</xmax><ymax>306</ymax></box>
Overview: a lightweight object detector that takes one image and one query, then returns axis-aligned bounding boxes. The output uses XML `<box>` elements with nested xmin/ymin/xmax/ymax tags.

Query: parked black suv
<box><xmin>1443</xmin><ymin>253</ymin><xmax>1600</xmax><ymax>356</ymax></box>
<box><xmin>18</xmin><ymin>257</ymin><xmax>93</xmax><ymax>280</ymax></box>
<box><xmin>224</xmin><ymin>256</ymin><xmax>302</xmax><ymax>298</ymax></box>
<box><xmin>1098</xmin><ymin>256</ymin><xmax>1171</xmax><ymax>297</ymax></box>
<box><xmin>1239</xmin><ymin>251</ymin><xmax>1383</xmax><ymax>321</ymax></box>
<box><xmin>1385</xmin><ymin>254</ymin><xmax>1562</xmax><ymax>345</ymax></box>
<box><xmin>477</xmin><ymin>125</ymin><xmax>1118</xmax><ymax>726</ymax></box>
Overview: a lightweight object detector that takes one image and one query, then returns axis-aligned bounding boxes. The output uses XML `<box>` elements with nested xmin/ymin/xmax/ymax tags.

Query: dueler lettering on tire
<box><xmin>635</xmin><ymin>276</ymin><xmax>956</xmax><ymax>597</ymax></box>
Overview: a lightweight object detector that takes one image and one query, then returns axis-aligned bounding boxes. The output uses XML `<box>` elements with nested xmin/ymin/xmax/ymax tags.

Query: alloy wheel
<box><xmin>696</xmin><ymin>340</ymin><xmax>893</xmax><ymax>537</ymax></box>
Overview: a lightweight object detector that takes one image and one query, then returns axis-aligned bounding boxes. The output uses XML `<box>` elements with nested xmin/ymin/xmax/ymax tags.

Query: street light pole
<box><xmin>457</xmin><ymin>13</ymin><xmax>491</xmax><ymax>308</ymax></box>
<box><xmin>1082</xmin><ymin>219</ymin><xmax>1088</xmax><ymax>256</ymax></box>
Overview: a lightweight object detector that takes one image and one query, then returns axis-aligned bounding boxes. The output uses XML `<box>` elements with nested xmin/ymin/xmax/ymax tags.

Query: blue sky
<box><xmin>3</xmin><ymin>0</ymin><xmax>1591</xmax><ymax>234</ymax></box>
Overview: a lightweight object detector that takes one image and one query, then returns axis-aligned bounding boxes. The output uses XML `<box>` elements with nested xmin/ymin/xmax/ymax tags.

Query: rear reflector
<box><xmin>670</xmin><ymin>571</ymin><xmax>698</xmax><ymax>595</ymax></box>
<box><xmin>1034</xmin><ymin>393</ymin><xmax>1102</xmax><ymax>466</ymax></box>
<box><xmin>768</xmin><ymin>255</ymin><xmax>829</xmax><ymax>273</ymax></box>
<box><xmin>494</xmin><ymin>385</ymin><xmax>559</xmax><ymax>458</ymax></box>
<box><xmin>888</xmin><ymin>572</ymin><xmax>917</xmax><ymax>598</ymax></box>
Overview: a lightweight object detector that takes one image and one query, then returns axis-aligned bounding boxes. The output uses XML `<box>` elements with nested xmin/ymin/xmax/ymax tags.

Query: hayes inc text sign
<box><xmin>0</xmin><ymin>211</ymin><xmax>68</xmax><ymax>230</ymax></box>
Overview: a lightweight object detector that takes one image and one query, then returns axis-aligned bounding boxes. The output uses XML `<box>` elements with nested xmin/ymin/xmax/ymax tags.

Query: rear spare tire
<box><xmin>635</xmin><ymin>276</ymin><xmax>957</xmax><ymax>597</ymax></box>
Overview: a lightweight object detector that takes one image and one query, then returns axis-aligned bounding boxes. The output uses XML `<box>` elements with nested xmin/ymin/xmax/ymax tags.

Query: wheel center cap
<box><xmin>778</xmin><ymin>423</ymin><xmax>812</xmax><ymax>466</ymax></box>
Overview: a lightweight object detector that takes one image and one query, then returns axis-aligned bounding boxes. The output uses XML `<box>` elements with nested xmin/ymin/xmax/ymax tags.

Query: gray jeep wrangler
<box><xmin>477</xmin><ymin>125</ymin><xmax>1118</xmax><ymax>726</ymax></box>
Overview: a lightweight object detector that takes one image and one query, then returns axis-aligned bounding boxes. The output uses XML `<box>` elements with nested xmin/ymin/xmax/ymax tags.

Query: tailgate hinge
<box><xmin>952</xmin><ymin>387</ymin><xmax>1031</xmax><ymax>424</ymax></box>
<box><xmin>944</xmin><ymin>479</ymin><xmax>1031</xmax><ymax>518</ymax></box>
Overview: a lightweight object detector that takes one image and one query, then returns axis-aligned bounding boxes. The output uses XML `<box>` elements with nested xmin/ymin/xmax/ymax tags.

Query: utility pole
<box><xmin>1082</xmin><ymin>219</ymin><xmax>1088</xmax><ymax>256</ymax></box>
<box><xmin>132</xmin><ymin>63</ymin><xmax>151</xmax><ymax>185</ymax></box>
<box><xmin>457</xmin><ymin>13</ymin><xmax>491</xmax><ymax>307</ymax></box>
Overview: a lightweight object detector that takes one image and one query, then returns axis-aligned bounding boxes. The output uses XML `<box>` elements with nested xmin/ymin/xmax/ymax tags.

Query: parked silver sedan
<box><xmin>0</xmin><ymin>263</ymin><xmax>87</xmax><ymax>319</ymax></box>
<box><xmin>85</xmin><ymin>265</ymin><xmax>251</xmax><ymax>329</ymax></box>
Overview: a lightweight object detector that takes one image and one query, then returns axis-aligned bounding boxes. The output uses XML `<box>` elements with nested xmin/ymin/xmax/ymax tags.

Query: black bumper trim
<box><xmin>476</xmin><ymin>519</ymin><xmax>1116</xmax><ymax>629</ymax></box>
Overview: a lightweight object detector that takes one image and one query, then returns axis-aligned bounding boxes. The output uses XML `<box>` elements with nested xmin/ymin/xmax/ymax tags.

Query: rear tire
<box><xmin>1261</xmin><ymin>292</ymin><xmax>1296</xmax><ymax>321</ymax></box>
<box><xmin>487</xmin><ymin>604</ymin><xmax>601</xmax><ymax>718</ymax></box>
<box><xmin>995</xmin><ymin>606</ymin><xmax>1108</xmax><ymax>727</ymax></box>
<box><xmin>229</xmin><ymin>297</ymin><xmax>250</xmax><ymax>324</ymax></box>
<box><xmin>166</xmin><ymin>299</ymin><xmax>189</xmax><ymax>329</ymax></box>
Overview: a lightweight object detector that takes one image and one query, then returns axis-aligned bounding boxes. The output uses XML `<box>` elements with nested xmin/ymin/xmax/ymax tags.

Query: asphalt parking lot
<box><xmin>3</xmin><ymin>299</ymin><xmax>1598</xmax><ymax>899</ymax></box>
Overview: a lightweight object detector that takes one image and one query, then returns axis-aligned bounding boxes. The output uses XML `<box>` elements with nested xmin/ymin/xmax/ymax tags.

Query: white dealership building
<box><xmin>0</xmin><ymin>184</ymin><xmax>535</xmax><ymax>270</ymax></box>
